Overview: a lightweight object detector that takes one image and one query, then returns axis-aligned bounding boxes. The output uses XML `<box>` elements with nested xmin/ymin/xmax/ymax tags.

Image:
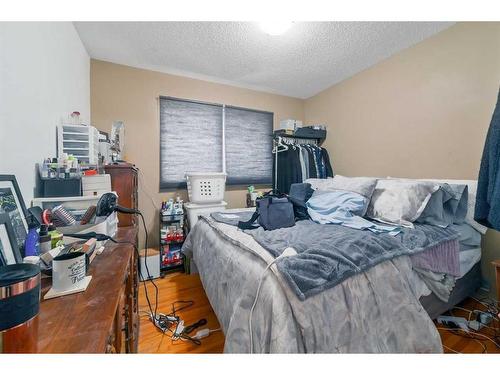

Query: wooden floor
<box><xmin>138</xmin><ymin>272</ymin><xmax>224</xmax><ymax>353</ymax></box>
<box><xmin>138</xmin><ymin>272</ymin><xmax>500</xmax><ymax>354</ymax></box>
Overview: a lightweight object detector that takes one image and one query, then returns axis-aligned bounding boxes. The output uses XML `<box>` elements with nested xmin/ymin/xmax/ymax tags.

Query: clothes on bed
<box><xmin>306</xmin><ymin>190</ymin><xmax>401</xmax><ymax>235</ymax></box>
<box><xmin>475</xmin><ymin>88</ymin><xmax>500</xmax><ymax>231</ymax></box>
<box><xmin>274</xmin><ymin>144</ymin><xmax>333</xmax><ymax>194</ymax></box>
<box><xmin>413</xmin><ymin>267</ymin><xmax>456</xmax><ymax>303</ymax></box>
<box><xmin>410</xmin><ymin>222</ymin><xmax>481</xmax><ymax>303</ymax></box>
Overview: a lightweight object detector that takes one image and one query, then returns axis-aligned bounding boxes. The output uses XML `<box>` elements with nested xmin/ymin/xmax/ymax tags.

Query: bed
<box><xmin>182</xmin><ymin>178</ymin><xmax>485</xmax><ymax>353</ymax></box>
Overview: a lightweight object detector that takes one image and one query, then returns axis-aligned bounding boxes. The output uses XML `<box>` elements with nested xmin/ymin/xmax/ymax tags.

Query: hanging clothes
<box><xmin>274</xmin><ymin>140</ymin><xmax>334</xmax><ymax>194</ymax></box>
<box><xmin>321</xmin><ymin>148</ymin><xmax>334</xmax><ymax>177</ymax></box>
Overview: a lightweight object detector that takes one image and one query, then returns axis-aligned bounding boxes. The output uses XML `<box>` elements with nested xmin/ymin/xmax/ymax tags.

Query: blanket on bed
<box><xmin>211</xmin><ymin>211</ymin><xmax>459</xmax><ymax>301</ymax></box>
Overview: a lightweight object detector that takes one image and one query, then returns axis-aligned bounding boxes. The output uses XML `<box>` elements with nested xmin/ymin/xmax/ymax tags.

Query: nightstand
<box><xmin>492</xmin><ymin>260</ymin><xmax>500</xmax><ymax>303</ymax></box>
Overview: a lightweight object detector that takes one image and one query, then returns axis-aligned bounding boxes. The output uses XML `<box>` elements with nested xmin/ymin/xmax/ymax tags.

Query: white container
<box><xmin>57</xmin><ymin>124</ymin><xmax>100</xmax><ymax>164</ymax></box>
<box><xmin>279</xmin><ymin>119</ymin><xmax>303</xmax><ymax>131</ymax></box>
<box><xmin>185</xmin><ymin>172</ymin><xmax>226</xmax><ymax>203</ymax></box>
<box><xmin>185</xmin><ymin>201</ymin><xmax>227</xmax><ymax>228</ymax></box>
<box><xmin>139</xmin><ymin>248</ymin><xmax>160</xmax><ymax>281</ymax></box>
<box><xmin>82</xmin><ymin>174</ymin><xmax>111</xmax><ymax>196</ymax></box>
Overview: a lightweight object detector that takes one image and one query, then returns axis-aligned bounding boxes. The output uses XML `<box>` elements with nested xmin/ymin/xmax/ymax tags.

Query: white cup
<box><xmin>52</xmin><ymin>252</ymin><xmax>87</xmax><ymax>291</ymax></box>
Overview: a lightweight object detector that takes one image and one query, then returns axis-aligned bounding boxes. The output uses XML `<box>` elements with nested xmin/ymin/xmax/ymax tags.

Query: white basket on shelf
<box><xmin>185</xmin><ymin>172</ymin><xmax>226</xmax><ymax>203</ymax></box>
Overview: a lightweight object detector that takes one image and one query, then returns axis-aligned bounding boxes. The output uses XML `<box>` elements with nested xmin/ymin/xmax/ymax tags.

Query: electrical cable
<box><xmin>248</xmin><ymin>247</ymin><xmax>297</xmax><ymax>353</ymax></box>
<box><xmin>138</xmin><ymin>211</ymin><xmax>160</xmax><ymax>323</ymax></box>
<box><xmin>437</xmin><ymin>327</ymin><xmax>500</xmax><ymax>349</ymax></box>
<box><xmin>443</xmin><ymin>344</ymin><xmax>462</xmax><ymax>354</ymax></box>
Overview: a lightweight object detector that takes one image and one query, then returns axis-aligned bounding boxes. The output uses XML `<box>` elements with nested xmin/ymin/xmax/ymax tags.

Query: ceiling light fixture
<box><xmin>259</xmin><ymin>21</ymin><xmax>294</xmax><ymax>36</ymax></box>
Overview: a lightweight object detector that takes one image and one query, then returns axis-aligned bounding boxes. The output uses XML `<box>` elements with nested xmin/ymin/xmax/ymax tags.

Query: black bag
<box><xmin>238</xmin><ymin>191</ymin><xmax>295</xmax><ymax>231</ymax></box>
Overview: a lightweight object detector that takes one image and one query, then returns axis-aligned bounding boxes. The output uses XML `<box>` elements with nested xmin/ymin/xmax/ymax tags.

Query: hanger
<box><xmin>272</xmin><ymin>136</ymin><xmax>289</xmax><ymax>153</ymax></box>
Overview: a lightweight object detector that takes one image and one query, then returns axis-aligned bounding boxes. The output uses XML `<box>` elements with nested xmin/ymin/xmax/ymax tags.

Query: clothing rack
<box><xmin>272</xmin><ymin>133</ymin><xmax>326</xmax><ymax>191</ymax></box>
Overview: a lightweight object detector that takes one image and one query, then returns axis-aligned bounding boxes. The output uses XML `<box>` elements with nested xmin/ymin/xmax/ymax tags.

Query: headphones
<box><xmin>96</xmin><ymin>192</ymin><xmax>140</xmax><ymax>217</ymax></box>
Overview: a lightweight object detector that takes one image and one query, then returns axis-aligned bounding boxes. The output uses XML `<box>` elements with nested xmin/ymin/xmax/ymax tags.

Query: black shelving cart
<box><xmin>159</xmin><ymin>211</ymin><xmax>186</xmax><ymax>275</ymax></box>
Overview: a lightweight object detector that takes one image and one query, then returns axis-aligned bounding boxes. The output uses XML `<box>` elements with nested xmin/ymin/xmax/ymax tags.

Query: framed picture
<box><xmin>0</xmin><ymin>214</ymin><xmax>22</xmax><ymax>266</ymax></box>
<box><xmin>0</xmin><ymin>175</ymin><xmax>28</xmax><ymax>256</ymax></box>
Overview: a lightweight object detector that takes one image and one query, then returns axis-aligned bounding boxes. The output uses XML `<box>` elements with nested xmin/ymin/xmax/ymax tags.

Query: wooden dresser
<box><xmin>36</xmin><ymin>227</ymin><xmax>139</xmax><ymax>353</ymax></box>
<box><xmin>105</xmin><ymin>163</ymin><xmax>138</xmax><ymax>227</ymax></box>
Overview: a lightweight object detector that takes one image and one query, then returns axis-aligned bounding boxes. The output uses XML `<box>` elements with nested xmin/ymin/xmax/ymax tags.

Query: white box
<box><xmin>279</xmin><ymin>119</ymin><xmax>303</xmax><ymax>131</ymax></box>
<box><xmin>139</xmin><ymin>248</ymin><xmax>160</xmax><ymax>280</ymax></box>
<box><xmin>82</xmin><ymin>174</ymin><xmax>111</xmax><ymax>196</ymax></box>
<box><xmin>185</xmin><ymin>201</ymin><xmax>227</xmax><ymax>228</ymax></box>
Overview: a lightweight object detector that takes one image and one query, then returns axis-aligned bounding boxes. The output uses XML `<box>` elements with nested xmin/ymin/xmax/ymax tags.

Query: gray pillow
<box><xmin>416</xmin><ymin>183</ymin><xmax>468</xmax><ymax>227</ymax></box>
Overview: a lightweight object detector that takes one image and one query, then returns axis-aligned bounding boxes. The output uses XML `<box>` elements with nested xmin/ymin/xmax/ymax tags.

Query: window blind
<box><xmin>224</xmin><ymin>106</ymin><xmax>273</xmax><ymax>185</ymax></box>
<box><xmin>159</xmin><ymin>97</ymin><xmax>223</xmax><ymax>189</ymax></box>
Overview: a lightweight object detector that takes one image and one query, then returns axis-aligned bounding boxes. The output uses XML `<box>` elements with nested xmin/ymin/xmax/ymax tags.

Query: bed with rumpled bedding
<box><xmin>182</xmin><ymin>211</ymin><xmax>443</xmax><ymax>353</ymax></box>
<box><xmin>181</xmin><ymin>178</ymin><xmax>485</xmax><ymax>353</ymax></box>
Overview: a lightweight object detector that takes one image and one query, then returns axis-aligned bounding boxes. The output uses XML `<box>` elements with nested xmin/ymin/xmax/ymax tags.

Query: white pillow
<box><xmin>367</xmin><ymin>179</ymin><xmax>440</xmax><ymax>228</ymax></box>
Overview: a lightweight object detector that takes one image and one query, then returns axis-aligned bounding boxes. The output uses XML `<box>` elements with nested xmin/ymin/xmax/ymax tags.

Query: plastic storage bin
<box><xmin>185</xmin><ymin>201</ymin><xmax>227</xmax><ymax>228</ymax></box>
<box><xmin>185</xmin><ymin>172</ymin><xmax>226</xmax><ymax>203</ymax></box>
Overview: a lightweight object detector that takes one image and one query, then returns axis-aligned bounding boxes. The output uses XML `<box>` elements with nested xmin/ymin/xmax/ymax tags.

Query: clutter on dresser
<box><xmin>160</xmin><ymin>197</ymin><xmax>185</xmax><ymax>274</ymax></box>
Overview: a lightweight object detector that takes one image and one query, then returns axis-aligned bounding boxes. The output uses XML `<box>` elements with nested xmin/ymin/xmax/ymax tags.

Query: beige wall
<box><xmin>304</xmin><ymin>22</ymin><xmax>500</xmax><ymax>293</ymax></box>
<box><xmin>90</xmin><ymin>60</ymin><xmax>304</xmax><ymax>245</ymax></box>
<box><xmin>91</xmin><ymin>22</ymin><xmax>500</xmax><ymax>293</ymax></box>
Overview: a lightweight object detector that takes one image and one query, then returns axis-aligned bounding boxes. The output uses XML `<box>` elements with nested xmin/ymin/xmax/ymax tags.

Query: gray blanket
<box><xmin>211</xmin><ymin>211</ymin><xmax>459</xmax><ymax>301</ymax></box>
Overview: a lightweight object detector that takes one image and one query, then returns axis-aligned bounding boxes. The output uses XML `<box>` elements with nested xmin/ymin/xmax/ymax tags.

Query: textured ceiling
<box><xmin>74</xmin><ymin>22</ymin><xmax>453</xmax><ymax>99</ymax></box>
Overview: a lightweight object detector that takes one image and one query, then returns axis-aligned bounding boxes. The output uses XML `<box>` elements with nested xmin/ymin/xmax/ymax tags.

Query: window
<box><xmin>159</xmin><ymin>97</ymin><xmax>273</xmax><ymax>189</ymax></box>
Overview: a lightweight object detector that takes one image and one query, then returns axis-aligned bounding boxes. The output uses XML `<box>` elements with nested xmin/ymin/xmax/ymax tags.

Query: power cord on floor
<box><xmin>443</xmin><ymin>344</ymin><xmax>462</xmax><ymax>354</ymax></box>
<box><xmin>121</xmin><ymin>207</ymin><xmax>215</xmax><ymax>346</ymax></box>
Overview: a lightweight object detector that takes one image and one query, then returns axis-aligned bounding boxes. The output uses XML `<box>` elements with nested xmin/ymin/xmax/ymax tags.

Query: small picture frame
<box><xmin>0</xmin><ymin>175</ymin><xmax>29</xmax><ymax>256</ymax></box>
<box><xmin>0</xmin><ymin>213</ymin><xmax>22</xmax><ymax>266</ymax></box>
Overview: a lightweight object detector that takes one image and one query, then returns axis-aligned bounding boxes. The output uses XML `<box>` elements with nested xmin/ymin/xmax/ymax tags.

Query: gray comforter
<box><xmin>182</xmin><ymin>213</ymin><xmax>442</xmax><ymax>353</ymax></box>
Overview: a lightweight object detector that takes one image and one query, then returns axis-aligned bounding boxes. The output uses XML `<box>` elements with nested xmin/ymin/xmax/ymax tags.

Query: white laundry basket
<box><xmin>185</xmin><ymin>172</ymin><xmax>226</xmax><ymax>203</ymax></box>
